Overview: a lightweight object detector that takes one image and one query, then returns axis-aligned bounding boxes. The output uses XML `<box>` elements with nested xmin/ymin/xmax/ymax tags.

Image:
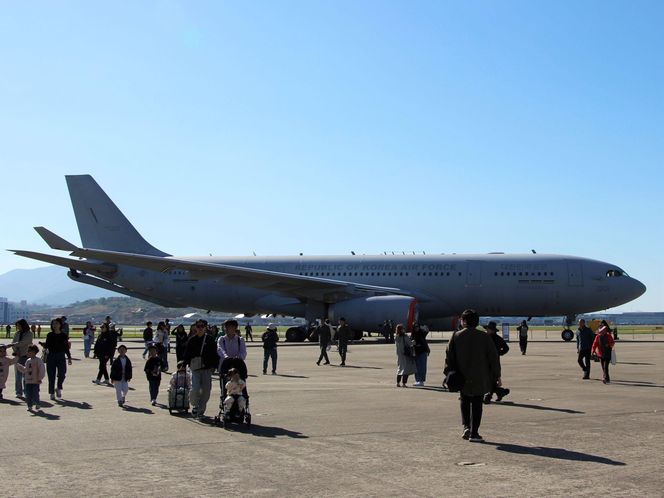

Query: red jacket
<box><xmin>591</xmin><ymin>328</ymin><xmax>615</xmax><ymax>358</ymax></box>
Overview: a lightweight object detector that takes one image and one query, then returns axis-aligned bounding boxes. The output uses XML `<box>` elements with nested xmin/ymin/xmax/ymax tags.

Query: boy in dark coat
<box><xmin>144</xmin><ymin>345</ymin><xmax>163</xmax><ymax>406</ymax></box>
<box><xmin>110</xmin><ymin>345</ymin><xmax>132</xmax><ymax>407</ymax></box>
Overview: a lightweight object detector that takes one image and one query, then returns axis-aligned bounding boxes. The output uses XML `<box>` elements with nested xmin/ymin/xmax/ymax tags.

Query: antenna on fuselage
<box><xmin>351</xmin><ymin>251</ymin><xmax>356</xmax><ymax>255</ymax></box>
<box><xmin>531</xmin><ymin>249</ymin><xmax>537</xmax><ymax>254</ymax></box>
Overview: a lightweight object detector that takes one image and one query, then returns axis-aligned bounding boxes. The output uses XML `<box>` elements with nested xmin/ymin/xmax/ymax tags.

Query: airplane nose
<box><xmin>631</xmin><ymin>278</ymin><xmax>647</xmax><ymax>300</ymax></box>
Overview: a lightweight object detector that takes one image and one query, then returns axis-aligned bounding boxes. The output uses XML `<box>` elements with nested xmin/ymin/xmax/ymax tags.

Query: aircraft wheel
<box><xmin>561</xmin><ymin>329</ymin><xmax>574</xmax><ymax>342</ymax></box>
<box><xmin>353</xmin><ymin>329</ymin><xmax>363</xmax><ymax>341</ymax></box>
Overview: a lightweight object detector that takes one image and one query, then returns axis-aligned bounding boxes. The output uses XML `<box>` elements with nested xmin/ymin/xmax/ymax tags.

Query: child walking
<box><xmin>110</xmin><ymin>345</ymin><xmax>132</xmax><ymax>407</ymax></box>
<box><xmin>0</xmin><ymin>344</ymin><xmax>17</xmax><ymax>400</ymax></box>
<box><xmin>15</xmin><ymin>345</ymin><xmax>46</xmax><ymax>411</ymax></box>
<box><xmin>144</xmin><ymin>345</ymin><xmax>163</xmax><ymax>406</ymax></box>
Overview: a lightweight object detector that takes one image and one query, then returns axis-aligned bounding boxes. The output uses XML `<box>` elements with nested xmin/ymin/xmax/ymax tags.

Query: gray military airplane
<box><xmin>11</xmin><ymin>175</ymin><xmax>646</xmax><ymax>341</ymax></box>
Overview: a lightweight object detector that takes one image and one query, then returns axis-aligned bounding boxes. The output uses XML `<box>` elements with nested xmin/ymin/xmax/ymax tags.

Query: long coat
<box><xmin>395</xmin><ymin>334</ymin><xmax>417</xmax><ymax>376</ymax></box>
<box><xmin>443</xmin><ymin>327</ymin><xmax>500</xmax><ymax>396</ymax></box>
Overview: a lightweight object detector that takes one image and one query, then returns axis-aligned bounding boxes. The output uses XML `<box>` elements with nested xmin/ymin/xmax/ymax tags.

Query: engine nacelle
<box><xmin>328</xmin><ymin>296</ymin><xmax>418</xmax><ymax>332</ymax></box>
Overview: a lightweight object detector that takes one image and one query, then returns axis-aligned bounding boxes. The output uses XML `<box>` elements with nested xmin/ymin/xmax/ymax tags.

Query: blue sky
<box><xmin>0</xmin><ymin>1</ymin><xmax>662</xmax><ymax>311</ymax></box>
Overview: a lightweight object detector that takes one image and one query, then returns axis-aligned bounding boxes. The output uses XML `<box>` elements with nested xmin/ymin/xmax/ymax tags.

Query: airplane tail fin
<box><xmin>65</xmin><ymin>175</ymin><xmax>170</xmax><ymax>256</ymax></box>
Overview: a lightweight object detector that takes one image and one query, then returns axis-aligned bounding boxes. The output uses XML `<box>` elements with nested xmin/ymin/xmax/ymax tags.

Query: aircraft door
<box><xmin>466</xmin><ymin>261</ymin><xmax>482</xmax><ymax>286</ymax></box>
<box><xmin>567</xmin><ymin>261</ymin><xmax>583</xmax><ymax>287</ymax></box>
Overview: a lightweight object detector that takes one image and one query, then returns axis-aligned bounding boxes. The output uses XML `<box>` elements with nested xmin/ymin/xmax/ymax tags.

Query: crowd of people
<box><xmin>0</xmin><ymin>312</ymin><xmax>618</xmax><ymax>439</ymax></box>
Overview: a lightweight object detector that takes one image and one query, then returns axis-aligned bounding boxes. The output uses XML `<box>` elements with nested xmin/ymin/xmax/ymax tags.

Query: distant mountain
<box><xmin>0</xmin><ymin>266</ymin><xmax>121</xmax><ymax>305</ymax></box>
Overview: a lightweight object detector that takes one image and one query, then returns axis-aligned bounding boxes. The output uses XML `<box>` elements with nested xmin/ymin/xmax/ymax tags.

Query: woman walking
<box><xmin>592</xmin><ymin>320</ymin><xmax>615</xmax><ymax>384</ymax></box>
<box><xmin>83</xmin><ymin>321</ymin><xmax>96</xmax><ymax>358</ymax></box>
<box><xmin>395</xmin><ymin>324</ymin><xmax>416</xmax><ymax>387</ymax></box>
<box><xmin>172</xmin><ymin>324</ymin><xmax>188</xmax><ymax>363</ymax></box>
<box><xmin>411</xmin><ymin>324</ymin><xmax>430</xmax><ymax>387</ymax></box>
<box><xmin>42</xmin><ymin>317</ymin><xmax>72</xmax><ymax>400</ymax></box>
<box><xmin>154</xmin><ymin>321</ymin><xmax>169</xmax><ymax>372</ymax></box>
<box><xmin>12</xmin><ymin>319</ymin><xmax>33</xmax><ymax>398</ymax></box>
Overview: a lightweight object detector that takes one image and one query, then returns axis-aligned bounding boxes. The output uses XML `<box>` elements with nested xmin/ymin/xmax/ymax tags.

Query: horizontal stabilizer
<box><xmin>34</xmin><ymin>227</ymin><xmax>78</xmax><ymax>251</ymax></box>
<box><xmin>10</xmin><ymin>250</ymin><xmax>116</xmax><ymax>275</ymax></box>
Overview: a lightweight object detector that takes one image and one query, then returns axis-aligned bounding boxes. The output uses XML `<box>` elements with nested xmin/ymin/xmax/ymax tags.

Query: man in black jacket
<box><xmin>183</xmin><ymin>320</ymin><xmax>219</xmax><ymax>419</ymax></box>
<box><xmin>316</xmin><ymin>319</ymin><xmax>332</xmax><ymax>366</ymax></box>
<box><xmin>261</xmin><ymin>324</ymin><xmax>279</xmax><ymax>375</ymax></box>
<box><xmin>484</xmin><ymin>321</ymin><xmax>510</xmax><ymax>403</ymax></box>
<box><xmin>576</xmin><ymin>319</ymin><xmax>595</xmax><ymax>379</ymax></box>
<box><xmin>334</xmin><ymin>318</ymin><xmax>351</xmax><ymax>366</ymax></box>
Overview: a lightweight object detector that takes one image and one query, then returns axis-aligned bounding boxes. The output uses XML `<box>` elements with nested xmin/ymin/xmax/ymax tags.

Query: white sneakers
<box><xmin>413</xmin><ymin>381</ymin><xmax>425</xmax><ymax>387</ymax></box>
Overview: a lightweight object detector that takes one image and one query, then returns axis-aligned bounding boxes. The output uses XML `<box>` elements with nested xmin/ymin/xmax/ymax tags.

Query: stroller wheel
<box><xmin>245</xmin><ymin>413</ymin><xmax>251</xmax><ymax>426</ymax></box>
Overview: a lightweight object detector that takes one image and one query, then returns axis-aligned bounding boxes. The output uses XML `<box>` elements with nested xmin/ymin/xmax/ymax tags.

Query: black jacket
<box><xmin>143</xmin><ymin>327</ymin><xmax>154</xmax><ymax>342</ymax></box>
<box><xmin>489</xmin><ymin>332</ymin><xmax>509</xmax><ymax>357</ymax></box>
<box><xmin>110</xmin><ymin>356</ymin><xmax>133</xmax><ymax>382</ymax></box>
<box><xmin>183</xmin><ymin>333</ymin><xmax>219</xmax><ymax>370</ymax></box>
<box><xmin>335</xmin><ymin>324</ymin><xmax>351</xmax><ymax>342</ymax></box>
<box><xmin>43</xmin><ymin>331</ymin><xmax>72</xmax><ymax>360</ymax></box>
<box><xmin>261</xmin><ymin>329</ymin><xmax>279</xmax><ymax>349</ymax></box>
<box><xmin>317</xmin><ymin>325</ymin><xmax>332</xmax><ymax>345</ymax></box>
<box><xmin>94</xmin><ymin>333</ymin><xmax>114</xmax><ymax>358</ymax></box>
<box><xmin>144</xmin><ymin>356</ymin><xmax>163</xmax><ymax>380</ymax></box>
<box><xmin>411</xmin><ymin>329</ymin><xmax>430</xmax><ymax>355</ymax></box>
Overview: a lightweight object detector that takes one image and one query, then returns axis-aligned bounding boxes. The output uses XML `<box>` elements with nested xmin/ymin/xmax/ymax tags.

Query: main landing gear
<box><xmin>561</xmin><ymin>314</ymin><xmax>575</xmax><ymax>342</ymax></box>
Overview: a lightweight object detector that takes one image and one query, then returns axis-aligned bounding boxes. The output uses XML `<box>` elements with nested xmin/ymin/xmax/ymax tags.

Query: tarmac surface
<box><xmin>2</xmin><ymin>337</ymin><xmax>663</xmax><ymax>497</ymax></box>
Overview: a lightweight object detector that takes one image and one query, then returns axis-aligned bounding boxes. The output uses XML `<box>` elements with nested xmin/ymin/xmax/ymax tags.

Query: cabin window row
<box><xmin>494</xmin><ymin>271</ymin><xmax>554</xmax><ymax>277</ymax></box>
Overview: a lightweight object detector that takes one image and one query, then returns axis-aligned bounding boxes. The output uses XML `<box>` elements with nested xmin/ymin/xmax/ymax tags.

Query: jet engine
<box><xmin>328</xmin><ymin>296</ymin><xmax>418</xmax><ymax>332</ymax></box>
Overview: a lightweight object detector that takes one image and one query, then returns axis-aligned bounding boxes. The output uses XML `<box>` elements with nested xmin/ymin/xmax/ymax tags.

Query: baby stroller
<box><xmin>168</xmin><ymin>370</ymin><xmax>190</xmax><ymax>415</ymax></box>
<box><xmin>214</xmin><ymin>358</ymin><xmax>251</xmax><ymax>428</ymax></box>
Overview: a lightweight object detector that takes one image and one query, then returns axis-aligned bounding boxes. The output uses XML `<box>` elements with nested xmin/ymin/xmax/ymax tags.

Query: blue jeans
<box><xmin>15</xmin><ymin>356</ymin><xmax>27</xmax><ymax>396</ymax></box>
<box><xmin>47</xmin><ymin>352</ymin><xmax>67</xmax><ymax>394</ymax></box>
<box><xmin>83</xmin><ymin>336</ymin><xmax>93</xmax><ymax>357</ymax></box>
<box><xmin>25</xmin><ymin>383</ymin><xmax>40</xmax><ymax>407</ymax></box>
<box><xmin>415</xmin><ymin>353</ymin><xmax>428</xmax><ymax>383</ymax></box>
<box><xmin>263</xmin><ymin>348</ymin><xmax>277</xmax><ymax>373</ymax></box>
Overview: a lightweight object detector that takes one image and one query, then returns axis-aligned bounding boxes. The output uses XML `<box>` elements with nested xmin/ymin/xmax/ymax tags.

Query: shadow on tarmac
<box><xmin>237</xmin><ymin>423</ymin><xmax>308</xmax><ymax>439</ymax></box>
<box><xmin>0</xmin><ymin>398</ymin><xmax>22</xmax><ymax>406</ymax></box>
<box><xmin>329</xmin><ymin>365</ymin><xmax>383</xmax><ymax>370</ymax></box>
<box><xmin>274</xmin><ymin>374</ymin><xmax>309</xmax><ymax>379</ymax></box>
<box><xmin>485</xmin><ymin>442</ymin><xmax>626</xmax><ymax>466</ymax></box>
<box><xmin>57</xmin><ymin>399</ymin><xmax>93</xmax><ymax>410</ymax></box>
<box><xmin>31</xmin><ymin>410</ymin><xmax>61</xmax><ymax>421</ymax></box>
<box><xmin>616</xmin><ymin>362</ymin><xmax>655</xmax><ymax>366</ymax></box>
<box><xmin>495</xmin><ymin>401</ymin><xmax>584</xmax><ymax>414</ymax></box>
<box><xmin>609</xmin><ymin>380</ymin><xmax>664</xmax><ymax>389</ymax></box>
<box><xmin>122</xmin><ymin>405</ymin><xmax>154</xmax><ymax>414</ymax></box>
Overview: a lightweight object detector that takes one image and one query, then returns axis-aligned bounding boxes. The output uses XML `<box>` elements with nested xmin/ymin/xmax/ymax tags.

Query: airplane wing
<box><xmin>69</xmin><ymin>247</ymin><xmax>410</xmax><ymax>302</ymax></box>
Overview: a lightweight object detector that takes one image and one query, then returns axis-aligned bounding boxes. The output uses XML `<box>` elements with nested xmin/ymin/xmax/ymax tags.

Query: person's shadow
<box><xmin>0</xmin><ymin>398</ymin><xmax>22</xmax><ymax>406</ymax></box>
<box><xmin>235</xmin><ymin>423</ymin><xmax>308</xmax><ymax>439</ymax></box>
<box><xmin>122</xmin><ymin>405</ymin><xmax>153</xmax><ymax>414</ymax></box>
<box><xmin>31</xmin><ymin>410</ymin><xmax>61</xmax><ymax>421</ymax></box>
<box><xmin>273</xmin><ymin>374</ymin><xmax>309</xmax><ymax>379</ymax></box>
<box><xmin>496</xmin><ymin>401</ymin><xmax>584</xmax><ymax>414</ymax></box>
<box><xmin>56</xmin><ymin>399</ymin><xmax>93</xmax><ymax>410</ymax></box>
<box><xmin>485</xmin><ymin>442</ymin><xmax>625</xmax><ymax>466</ymax></box>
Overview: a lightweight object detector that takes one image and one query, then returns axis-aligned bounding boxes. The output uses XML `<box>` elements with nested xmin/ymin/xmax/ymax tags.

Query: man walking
<box><xmin>183</xmin><ymin>320</ymin><xmax>219</xmax><ymax>420</ymax></box>
<box><xmin>334</xmin><ymin>317</ymin><xmax>351</xmax><ymax>367</ymax></box>
<box><xmin>576</xmin><ymin>319</ymin><xmax>595</xmax><ymax>379</ymax></box>
<box><xmin>244</xmin><ymin>323</ymin><xmax>254</xmax><ymax>342</ymax></box>
<box><xmin>444</xmin><ymin>309</ymin><xmax>500</xmax><ymax>443</ymax></box>
<box><xmin>261</xmin><ymin>324</ymin><xmax>279</xmax><ymax>375</ymax></box>
<box><xmin>516</xmin><ymin>320</ymin><xmax>529</xmax><ymax>355</ymax></box>
<box><xmin>316</xmin><ymin>319</ymin><xmax>332</xmax><ymax>365</ymax></box>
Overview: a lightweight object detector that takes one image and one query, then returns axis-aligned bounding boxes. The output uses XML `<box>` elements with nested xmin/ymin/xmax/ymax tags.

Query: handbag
<box><xmin>610</xmin><ymin>348</ymin><xmax>617</xmax><ymax>365</ymax></box>
<box><xmin>591</xmin><ymin>352</ymin><xmax>600</xmax><ymax>362</ymax></box>
<box><xmin>190</xmin><ymin>336</ymin><xmax>207</xmax><ymax>371</ymax></box>
<box><xmin>444</xmin><ymin>331</ymin><xmax>465</xmax><ymax>392</ymax></box>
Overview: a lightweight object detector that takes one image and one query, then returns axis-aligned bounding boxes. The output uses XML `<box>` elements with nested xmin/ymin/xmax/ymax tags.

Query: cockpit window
<box><xmin>606</xmin><ymin>269</ymin><xmax>626</xmax><ymax>277</ymax></box>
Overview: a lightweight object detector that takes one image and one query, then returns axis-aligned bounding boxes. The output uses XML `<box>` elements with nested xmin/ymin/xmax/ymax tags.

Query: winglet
<box><xmin>34</xmin><ymin>227</ymin><xmax>78</xmax><ymax>251</ymax></box>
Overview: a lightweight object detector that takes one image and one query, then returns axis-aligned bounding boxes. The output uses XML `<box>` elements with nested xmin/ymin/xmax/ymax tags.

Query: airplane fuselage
<box><xmin>107</xmin><ymin>253</ymin><xmax>645</xmax><ymax>324</ymax></box>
